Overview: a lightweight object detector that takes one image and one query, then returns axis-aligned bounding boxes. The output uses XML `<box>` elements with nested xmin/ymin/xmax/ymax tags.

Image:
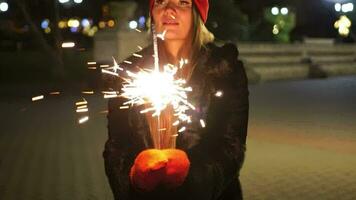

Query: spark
<box><xmin>88</xmin><ymin>67</ymin><xmax>97</xmax><ymax>70</ymax></box>
<box><xmin>104</xmin><ymin>93</ymin><xmax>118</xmax><ymax>99</ymax></box>
<box><xmin>124</xmin><ymin>60</ymin><xmax>133</xmax><ymax>65</ymax></box>
<box><xmin>178</xmin><ymin>126</ymin><xmax>186</xmax><ymax>133</ymax></box>
<box><xmin>77</xmin><ymin>105</ymin><xmax>87</xmax><ymax>109</ymax></box>
<box><xmin>87</xmin><ymin>61</ymin><xmax>96</xmax><ymax>65</ymax></box>
<box><xmin>76</xmin><ymin>108</ymin><xmax>88</xmax><ymax>113</ymax></box>
<box><xmin>82</xmin><ymin>91</ymin><xmax>94</xmax><ymax>94</ymax></box>
<box><xmin>78</xmin><ymin>116</ymin><xmax>89</xmax><ymax>124</ymax></box>
<box><xmin>75</xmin><ymin>99</ymin><xmax>87</xmax><ymax>106</ymax></box>
<box><xmin>157</xmin><ymin>30</ymin><xmax>167</xmax><ymax>40</ymax></box>
<box><xmin>135</xmin><ymin>28</ymin><xmax>142</xmax><ymax>33</ymax></box>
<box><xmin>172</xmin><ymin>120</ymin><xmax>180</xmax><ymax>126</ymax></box>
<box><xmin>32</xmin><ymin>95</ymin><xmax>44</xmax><ymax>101</ymax></box>
<box><xmin>200</xmin><ymin>119</ymin><xmax>206</xmax><ymax>128</ymax></box>
<box><xmin>133</xmin><ymin>53</ymin><xmax>143</xmax><ymax>58</ymax></box>
<box><xmin>102</xmin><ymin>69</ymin><xmax>119</xmax><ymax>77</ymax></box>
<box><xmin>100</xmin><ymin>64</ymin><xmax>110</xmax><ymax>68</ymax></box>
<box><xmin>119</xmin><ymin>106</ymin><xmax>130</xmax><ymax>109</ymax></box>
<box><xmin>112</xmin><ymin>57</ymin><xmax>123</xmax><ymax>71</ymax></box>
<box><xmin>137</xmin><ymin>45</ymin><xmax>143</xmax><ymax>50</ymax></box>
<box><xmin>215</xmin><ymin>90</ymin><xmax>223</xmax><ymax>97</ymax></box>
<box><xmin>99</xmin><ymin>110</ymin><xmax>109</xmax><ymax>114</ymax></box>
<box><xmin>49</xmin><ymin>92</ymin><xmax>60</xmax><ymax>95</ymax></box>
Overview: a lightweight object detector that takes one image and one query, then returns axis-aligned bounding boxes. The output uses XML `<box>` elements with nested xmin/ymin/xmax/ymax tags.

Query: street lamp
<box><xmin>58</xmin><ymin>0</ymin><xmax>69</xmax><ymax>3</ymax></box>
<box><xmin>129</xmin><ymin>20</ymin><xmax>138</xmax><ymax>29</ymax></box>
<box><xmin>0</xmin><ymin>2</ymin><xmax>9</xmax><ymax>12</ymax></box>
<box><xmin>271</xmin><ymin>7</ymin><xmax>279</xmax><ymax>15</ymax></box>
<box><xmin>281</xmin><ymin>7</ymin><xmax>289</xmax><ymax>15</ymax></box>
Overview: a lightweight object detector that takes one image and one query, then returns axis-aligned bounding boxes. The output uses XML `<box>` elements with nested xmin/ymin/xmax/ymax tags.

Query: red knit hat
<box><xmin>149</xmin><ymin>0</ymin><xmax>209</xmax><ymax>23</ymax></box>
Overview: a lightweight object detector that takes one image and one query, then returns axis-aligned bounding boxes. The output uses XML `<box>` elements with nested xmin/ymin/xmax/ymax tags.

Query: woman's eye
<box><xmin>179</xmin><ymin>0</ymin><xmax>191</xmax><ymax>6</ymax></box>
<box><xmin>155</xmin><ymin>0</ymin><xmax>167</xmax><ymax>6</ymax></box>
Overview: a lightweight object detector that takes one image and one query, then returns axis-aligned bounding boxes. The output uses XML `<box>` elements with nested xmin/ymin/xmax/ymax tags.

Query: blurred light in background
<box><xmin>81</xmin><ymin>18</ymin><xmax>90</xmax><ymax>27</ymax></box>
<box><xmin>335</xmin><ymin>2</ymin><xmax>354</xmax><ymax>13</ymax></box>
<box><xmin>272</xmin><ymin>24</ymin><xmax>279</xmax><ymax>35</ymax></box>
<box><xmin>44</xmin><ymin>27</ymin><xmax>51</xmax><ymax>34</ymax></box>
<box><xmin>98</xmin><ymin>21</ymin><xmax>106</xmax><ymax>29</ymax></box>
<box><xmin>129</xmin><ymin>20</ymin><xmax>138</xmax><ymax>29</ymax></box>
<box><xmin>74</xmin><ymin>0</ymin><xmax>83</xmax><ymax>4</ymax></box>
<box><xmin>341</xmin><ymin>3</ymin><xmax>354</xmax><ymax>13</ymax></box>
<box><xmin>68</xmin><ymin>19</ymin><xmax>80</xmax><ymax>28</ymax></box>
<box><xmin>139</xmin><ymin>16</ymin><xmax>146</xmax><ymax>28</ymax></box>
<box><xmin>70</xmin><ymin>27</ymin><xmax>78</xmax><ymax>33</ymax></box>
<box><xmin>335</xmin><ymin>3</ymin><xmax>342</xmax><ymax>12</ymax></box>
<box><xmin>41</xmin><ymin>19</ymin><xmax>50</xmax><ymax>29</ymax></box>
<box><xmin>334</xmin><ymin>15</ymin><xmax>352</xmax><ymax>37</ymax></box>
<box><xmin>58</xmin><ymin>20</ymin><xmax>67</xmax><ymax>29</ymax></box>
<box><xmin>58</xmin><ymin>0</ymin><xmax>69</xmax><ymax>4</ymax></box>
<box><xmin>62</xmin><ymin>42</ymin><xmax>75</xmax><ymax>48</ymax></box>
<box><xmin>107</xmin><ymin>20</ymin><xmax>115</xmax><ymax>28</ymax></box>
<box><xmin>271</xmin><ymin>7</ymin><xmax>279</xmax><ymax>15</ymax></box>
<box><xmin>281</xmin><ymin>7</ymin><xmax>289</xmax><ymax>15</ymax></box>
<box><xmin>0</xmin><ymin>2</ymin><xmax>8</xmax><ymax>12</ymax></box>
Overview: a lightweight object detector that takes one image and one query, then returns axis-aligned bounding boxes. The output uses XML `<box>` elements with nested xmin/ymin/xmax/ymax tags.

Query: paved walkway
<box><xmin>0</xmin><ymin>76</ymin><xmax>356</xmax><ymax>199</ymax></box>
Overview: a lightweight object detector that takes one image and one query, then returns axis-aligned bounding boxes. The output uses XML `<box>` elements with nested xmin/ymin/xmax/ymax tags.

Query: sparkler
<box><xmin>104</xmin><ymin>25</ymin><xmax>195</xmax><ymax>149</ymax></box>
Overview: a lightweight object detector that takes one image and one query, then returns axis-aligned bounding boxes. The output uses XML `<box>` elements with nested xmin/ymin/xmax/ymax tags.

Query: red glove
<box><xmin>130</xmin><ymin>149</ymin><xmax>190</xmax><ymax>192</ymax></box>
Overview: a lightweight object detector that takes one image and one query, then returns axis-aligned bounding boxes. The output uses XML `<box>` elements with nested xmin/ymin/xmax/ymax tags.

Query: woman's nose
<box><xmin>164</xmin><ymin>2</ymin><xmax>177</xmax><ymax>17</ymax></box>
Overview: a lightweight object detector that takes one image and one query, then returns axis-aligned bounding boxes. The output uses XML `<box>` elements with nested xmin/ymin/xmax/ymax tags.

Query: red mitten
<box><xmin>130</xmin><ymin>149</ymin><xmax>190</xmax><ymax>192</ymax></box>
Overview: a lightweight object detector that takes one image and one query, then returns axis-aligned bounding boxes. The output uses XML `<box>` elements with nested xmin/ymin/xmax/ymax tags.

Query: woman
<box><xmin>103</xmin><ymin>0</ymin><xmax>249</xmax><ymax>199</ymax></box>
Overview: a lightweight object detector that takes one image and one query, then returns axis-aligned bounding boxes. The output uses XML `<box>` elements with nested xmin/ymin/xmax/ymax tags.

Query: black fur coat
<box><xmin>103</xmin><ymin>42</ymin><xmax>249</xmax><ymax>200</ymax></box>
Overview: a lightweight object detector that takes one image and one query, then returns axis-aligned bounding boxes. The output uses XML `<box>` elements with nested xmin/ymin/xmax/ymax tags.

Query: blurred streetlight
<box><xmin>271</xmin><ymin>7</ymin><xmax>279</xmax><ymax>15</ymax></box>
<box><xmin>129</xmin><ymin>20</ymin><xmax>138</xmax><ymax>29</ymax></box>
<box><xmin>281</xmin><ymin>7</ymin><xmax>289</xmax><ymax>15</ymax></box>
<box><xmin>41</xmin><ymin>19</ymin><xmax>50</xmax><ymax>29</ymax></box>
<box><xmin>74</xmin><ymin>0</ymin><xmax>83</xmax><ymax>4</ymax></box>
<box><xmin>58</xmin><ymin>0</ymin><xmax>69</xmax><ymax>4</ymax></box>
<box><xmin>341</xmin><ymin>3</ymin><xmax>354</xmax><ymax>13</ymax></box>
<box><xmin>0</xmin><ymin>2</ymin><xmax>8</xmax><ymax>12</ymax></box>
<box><xmin>334</xmin><ymin>2</ymin><xmax>354</xmax><ymax>13</ymax></box>
<box><xmin>335</xmin><ymin>3</ymin><xmax>342</xmax><ymax>12</ymax></box>
<box><xmin>334</xmin><ymin>15</ymin><xmax>352</xmax><ymax>37</ymax></box>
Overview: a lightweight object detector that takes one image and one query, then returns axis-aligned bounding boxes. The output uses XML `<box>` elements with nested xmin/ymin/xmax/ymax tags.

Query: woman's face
<box><xmin>152</xmin><ymin>0</ymin><xmax>193</xmax><ymax>41</ymax></box>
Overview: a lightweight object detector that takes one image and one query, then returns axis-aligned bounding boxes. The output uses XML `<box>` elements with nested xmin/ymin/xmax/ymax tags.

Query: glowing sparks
<box><xmin>157</xmin><ymin>30</ymin><xmax>167</xmax><ymax>40</ymax></box>
<box><xmin>88</xmin><ymin>67</ymin><xmax>97</xmax><ymax>70</ymax></box>
<box><xmin>82</xmin><ymin>91</ymin><xmax>94</xmax><ymax>94</ymax></box>
<box><xmin>120</xmin><ymin>106</ymin><xmax>130</xmax><ymax>109</ymax></box>
<box><xmin>124</xmin><ymin>60</ymin><xmax>133</xmax><ymax>65</ymax></box>
<box><xmin>100</xmin><ymin>64</ymin><xmax>110</xmax><ymax>68</ymax></box>
<box><xmin>102</xmin><ymin>69</ymin><xmax>119</xmax><ymax>77</ymax></box>
<box><xmin>135</xmin><ymin>28</ymin><xmax>142</xmax><ymax>33</ymax></box>
<box><xmin>87</xmin><ymin>61</ymin><xmax>96</xmax><ymax>65</ymax></box>
<box><xmin>120</xmin><ymin>64</ymin><xmax>195</xmax><ymax>121</ymax></box>
<box><xmin>78</xmin><ymin>116</ymin><xmax>89</xmax><ymax>124</ymax></box>
<box><xmin>200</xmin><ymin>119</ymin><xmax>206</xmax><ymax>128</ymax></box>
<box><xmin>178</xmin><ymin>126</ymin><xmax>186</xmax><ymax>133</ymax></box>
<box><xmin>76</xmin><ymin>108</ymin><xmax>88</xmax><ymax>113</ymax></box>
<box><xmin>49</xmin><ymin>92</ymin><xmax>60</xmax><ymax>95</ymax></box>
<box><xmin>215</xmin><ymin>90</ymin><xmax>223</xmax><ymax>97</ymax></box>
<box><xmin>133</xmin><ymin>53</ymin><xmax>143</xmax><ymax>58</ymax></box>
<box><xmin>103</xmin><ymin>91</ymin><xmax>119</xmax><ymax>99</ymax></box>
<box><xmin>75</xmin><ymin>99</ymin><xmax>87</xmax><ymax>106</ymax></box>
<box><xmin>32</xmin><ymin>95</ymin><xmax>44</xmax><ymax>101</ymax></box>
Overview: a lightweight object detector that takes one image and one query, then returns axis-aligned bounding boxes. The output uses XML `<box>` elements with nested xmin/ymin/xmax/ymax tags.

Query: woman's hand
<box><xmin>130</xmin><ymin>149</ymin><xmax>190</xmax><ymax>192</ymax></box>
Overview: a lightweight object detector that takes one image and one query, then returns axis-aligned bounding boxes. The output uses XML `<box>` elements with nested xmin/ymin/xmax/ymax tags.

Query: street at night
<box><xmin>1</xmin><ymin>76</ymin><xmax>355</xmax><ymax>199</ymax></box>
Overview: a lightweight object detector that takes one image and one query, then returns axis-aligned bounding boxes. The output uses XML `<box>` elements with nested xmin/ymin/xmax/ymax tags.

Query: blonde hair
<box><xmin>147</xmin><ymin>6</ymin><xmax>214</xmax><ymax>149</ymax></box>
